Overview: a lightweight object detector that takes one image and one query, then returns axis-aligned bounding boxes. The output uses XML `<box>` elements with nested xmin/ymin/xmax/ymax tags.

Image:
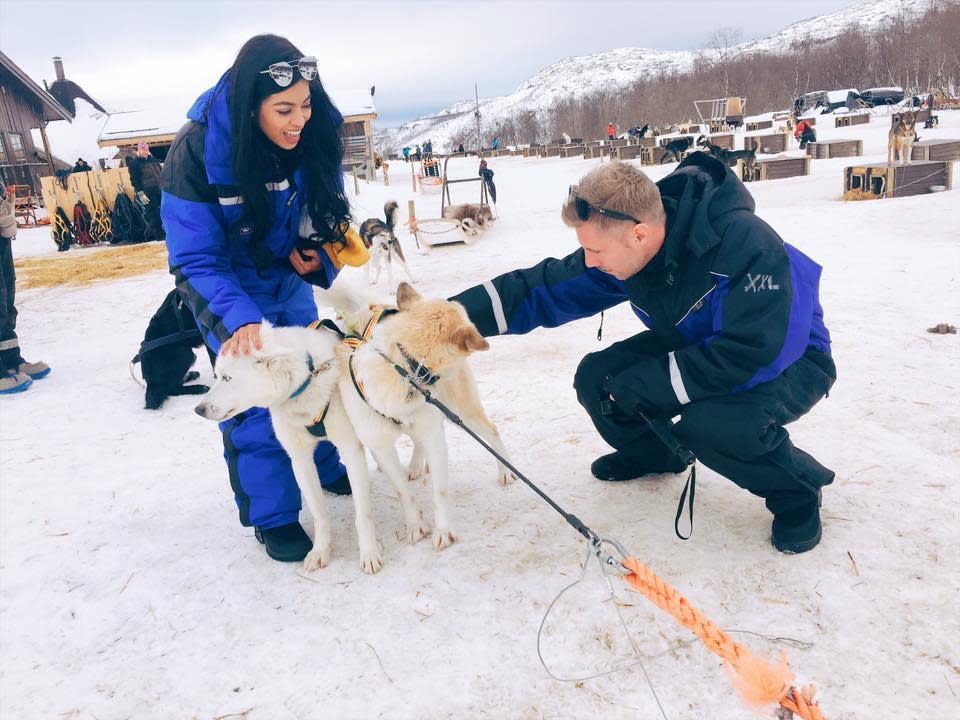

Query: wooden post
<box><xmin>411</xmin><ymin>162</ymin><xmax>417</xmax><ymax>193</ymax></box>
<box><xmin>382</xmin><ymin>161</ymin><xmax>390</xmax><ymax>186</ymax></box>
<box><xmin>367</xmin><ymin>136</ymin><xmax>376</xmax><ymax>181</ymax></box>
<box><xmin>407</xmin><ymin>199</ymin><xmax>422</xmax><ymax>250</ymax></box>
<box><xmin>352</xmin><ymin>164</ymin><xmax>360</xmax><ymax>195</ymax></box>
<box><xmin>38</xmin><ymin>122</ymin><xmax>55</xmax><ymax>177</ymax></box>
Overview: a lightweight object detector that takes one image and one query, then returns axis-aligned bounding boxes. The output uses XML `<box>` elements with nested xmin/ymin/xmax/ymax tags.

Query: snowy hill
<box><xmin>377</xmin><ymin>0</ymin><xmax>934</xmax><ymax>153</ymax></box>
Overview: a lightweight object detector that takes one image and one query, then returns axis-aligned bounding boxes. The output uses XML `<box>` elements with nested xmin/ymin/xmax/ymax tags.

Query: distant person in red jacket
<box><xmin>794</xmin><ymin>117</ymin><xmax>816</xmax><ymax>149</ymax></box>
<box><xmin>607</xmin><ymin>122</ymin><xmax>616</xmax><ymax>141</ymax></box>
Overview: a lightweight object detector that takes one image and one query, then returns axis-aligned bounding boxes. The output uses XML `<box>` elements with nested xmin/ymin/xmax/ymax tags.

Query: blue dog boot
<box><xmin>17</xmin><ymin>361</ymin><xmax>50</xmax><ymax>380</ymax></box>
<box><xmin>0</xmin><ymin>370</ymin><xmax>33</xmax><ymax>394</ymax></box>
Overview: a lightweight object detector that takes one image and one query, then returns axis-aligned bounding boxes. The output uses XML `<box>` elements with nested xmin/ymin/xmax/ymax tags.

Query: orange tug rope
<box><xmin>620</xmin><ymin>556</ymin><xmax>825</xmax><ymax>719</ymax></box>
<box><xmin>381</xmin><ymin>355</ymin><xmax>828</xmax><ymax>719</ymax></box>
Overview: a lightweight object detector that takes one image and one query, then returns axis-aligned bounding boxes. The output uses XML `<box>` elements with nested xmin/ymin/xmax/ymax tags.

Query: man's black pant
<box><xmin>142</xmin><ymin>187</ymin><xmax>164</xmax><ymax>241</ymax></box>
<box><xmin>574</xmin><ymin>333</ymin><xmax>837</xmax><ymax>516</ymax></box>
<box><xmin>0</xmin><ymin>236</ymin><xmax>25</xmax><ymax>373</ymax></box>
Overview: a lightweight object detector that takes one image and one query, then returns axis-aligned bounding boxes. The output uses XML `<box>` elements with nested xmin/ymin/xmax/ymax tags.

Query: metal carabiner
<box><xmin>592</xmin><ymin>535</ymin><xmax>632</xmax><ymax>576</ymax></box>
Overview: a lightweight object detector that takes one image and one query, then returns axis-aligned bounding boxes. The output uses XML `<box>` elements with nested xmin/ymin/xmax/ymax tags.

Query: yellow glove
<box><xmin>322</xmin><ymin>225</ymin><xmax>369</xmax><ymax>268</ymax></box>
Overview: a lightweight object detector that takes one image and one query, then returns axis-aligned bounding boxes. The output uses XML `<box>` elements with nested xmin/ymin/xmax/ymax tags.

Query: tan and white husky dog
<box><xmin>196</xmin><ymin>283</ymin><xmax>512</xmax><ymax>574</ymax></box>
<box><xmin>888</xmin><ymin>111</ymin><xmax>917</xmax><ymax>166</ymax></box>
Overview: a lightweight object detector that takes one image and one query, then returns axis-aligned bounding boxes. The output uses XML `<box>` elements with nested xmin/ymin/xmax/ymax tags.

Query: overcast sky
<box><xmin>2</xmin><ymin>0</ymin><xmax>858</xmax><ymax>127</ymax></box>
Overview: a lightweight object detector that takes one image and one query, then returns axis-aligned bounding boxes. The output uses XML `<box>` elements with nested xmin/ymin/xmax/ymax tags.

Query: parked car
<box><xmin>859</xmin><ymin>87</ymin><xmax>905</xmax><ymax>107</ymax></box>
<box><xmin>794</xmin><ymin>91</ymin><xmax>827</xmax><ymax>114</ymax></box>
<box><xmin>823</xmin><ymin>88</ymin><xmax>861</xmax><ymax>112</ymax></box>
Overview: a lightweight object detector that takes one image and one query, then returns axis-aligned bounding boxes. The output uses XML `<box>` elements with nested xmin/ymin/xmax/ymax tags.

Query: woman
<box><xmin>161</xmin><ymin>35</ymin><xmax>359</xmax><ymax>563</ymax></box>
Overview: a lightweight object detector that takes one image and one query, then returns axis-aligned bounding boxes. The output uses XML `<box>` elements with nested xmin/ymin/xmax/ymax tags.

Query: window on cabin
<box><xmin>8</xmin><ymin>133</ymin><xmax>26</xmax><ymax>163</ymax></box>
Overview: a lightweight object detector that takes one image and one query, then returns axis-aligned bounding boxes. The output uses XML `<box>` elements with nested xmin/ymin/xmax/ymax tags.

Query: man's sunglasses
<box><xmin>260</xmin><ymin>56</ymin><xmax>319</xmax><ymax>88</ymax></box>
<box><xmin>568</xmin><ymin>186</ymin><xmax>642</xmax><ymax>225</ymax></box>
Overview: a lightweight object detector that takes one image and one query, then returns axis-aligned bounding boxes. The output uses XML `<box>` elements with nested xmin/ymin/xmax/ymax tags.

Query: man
<box><xmin>607</xmin><ymin>122</ymin><xmax>617</xmax><ymax>141</ymax></box>
<box><xmin>451</xmin><ymin>155</ymin><xmax>836</xmax><ymax>553</ymax></box>
<box><xmin>0</xmin><ymin>196</ymin><xmax>51</xmax><ymax>394</ymax></box>
<box><xmin>794</xmin><ymin>117</ymin><xmax>816</xmax><ymax>149</ymax></box>
<box><xmin>478</xmin><ymin>159</ymin><xmax>497</xmax><ymax>204</ymax></box>
<box><xmin>127</xmin><ymin>140</ymin><xmax>165</xmax><ymax>241</ymax></box>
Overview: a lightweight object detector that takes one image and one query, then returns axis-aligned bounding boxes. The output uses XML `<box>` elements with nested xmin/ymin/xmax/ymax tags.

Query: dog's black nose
<box><xmin>194</xmin><ymin>405</ymin><xmax>207</xmax><ymax>417</ymax></box>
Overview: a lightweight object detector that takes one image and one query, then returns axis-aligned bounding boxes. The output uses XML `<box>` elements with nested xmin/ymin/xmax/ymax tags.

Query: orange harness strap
<box><xmin>621</xmin><ymin>556</ymin><xmax>825</xmax><ymax>720</ymax></box>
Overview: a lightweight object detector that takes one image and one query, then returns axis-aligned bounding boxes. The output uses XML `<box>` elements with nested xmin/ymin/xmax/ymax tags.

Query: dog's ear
<box><xmin>396</xmin><ymin>282</ymin><xmax>422</xmax><ymax>310</ymax></box>
<box><xmin>452</xmin><ymin>325</ymin><xmax>489</xmax><ymax>353</ymax></box>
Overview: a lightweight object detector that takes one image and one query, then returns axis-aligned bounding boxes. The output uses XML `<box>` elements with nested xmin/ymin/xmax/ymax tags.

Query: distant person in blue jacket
<box><xmin>161</xmin><ymin>34</ymin><xmax>357</xmax><ymax>563</ymax></box>
<box><xmin>451</xmin><ymin>154</ymin><xmax>836</xmax><ymax>554</ymax></box>
<box><xmin>491</xmin><ymin>137</ymin><xmax>500</xmax><ymax>150</ymax></box>
<box><xmin>402</xmin><ymin>146</ymin><xmax>411</xmax><ymax>161</ymax></box>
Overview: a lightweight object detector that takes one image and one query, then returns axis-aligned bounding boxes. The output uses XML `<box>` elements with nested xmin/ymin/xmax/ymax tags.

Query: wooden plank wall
<box><xmin>39</xmin><ymin>168</ymin><xmax>135</xmax><ymax>214</ymax></box>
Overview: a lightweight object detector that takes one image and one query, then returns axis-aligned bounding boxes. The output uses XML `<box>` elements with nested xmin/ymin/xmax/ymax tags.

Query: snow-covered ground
<box><xmin>2</xmin><ymin>111</ymin><xmax>958</xmax><ymax>719</ymax></box>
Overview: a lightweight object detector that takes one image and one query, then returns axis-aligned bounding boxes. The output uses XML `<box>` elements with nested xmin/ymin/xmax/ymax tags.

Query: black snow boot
<box><xmin>591</xmin><ymin>448</ymin><xmax>687</xmax><ymax>482</ymax></box>
<box><xmin>771</xmin><ymin>497</ymin><xmax>822</xmax><ymax>554</ymax></box>
<box><xmin>323</xmin><ymin>473</ymin><xmax>352</xmax><ymax>496</ymax></box>
<box><xmin>255</xmin><ymin>522</ymin><xmax>313</xmax><ymax>562</ymax></box>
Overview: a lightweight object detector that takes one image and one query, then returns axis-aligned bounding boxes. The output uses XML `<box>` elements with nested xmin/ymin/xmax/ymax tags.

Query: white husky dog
<box><xmin>196</xmin><ymin>283</ymin><xmax>512</xmax><ymax>574</ymax></box>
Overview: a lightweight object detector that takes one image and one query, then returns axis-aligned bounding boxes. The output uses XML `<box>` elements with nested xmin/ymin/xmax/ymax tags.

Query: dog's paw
<box><xmin>407</xmin><ymin>465</ymin><xmax>427</xmax><ymax>483</ymax></box>
<box><xmin>407</xmin><ymin>459</ymin><xmax>428</xmax><ymax>482</ymax></box>
<box><xmin>303</xmin><ymin>544</ymin><xmax>331</xmax><ymax>572</ymax></box>
<box><xmin>360</xmin><ymin>551</ymin><xmax>384</xmax><ymax>575</ymax></box>
<box><xmin>498</xmin><ymin>467</ymin><xmax>517</xmax><ymax>486</ymax></box>
<box><xmin>406</xmin><ymin>517</ymin><xmax>430</xmax><ymax>545</ymax></box>
<box><xmin>432</xmin><ymin>528</ymin><xmax>457</xmax><ymax>551</ymax></box>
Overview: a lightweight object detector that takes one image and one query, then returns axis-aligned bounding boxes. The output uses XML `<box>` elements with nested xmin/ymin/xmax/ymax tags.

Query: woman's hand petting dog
<box><xmin>222</xmin><ymin>323</ymin><xmax>263</xmax><ymax>357</ymax></box>
<box><xmin>289</xmin><ymin>247</ymin><xmax>324</xmax><ymax>276</ymax></box>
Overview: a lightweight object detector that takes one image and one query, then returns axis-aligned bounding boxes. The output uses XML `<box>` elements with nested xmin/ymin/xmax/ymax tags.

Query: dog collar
<box><xmin>396</xmin><ymin>343</ymin><xmax>439</xmax><ymax>386</ymax></box>
<box><xmin>288</xmin><ymin>353</ymin><xmax>316</xmax><ymax>399</ymax></box>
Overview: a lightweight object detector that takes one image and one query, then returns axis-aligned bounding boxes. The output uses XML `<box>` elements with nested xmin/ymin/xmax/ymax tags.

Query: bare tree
<box><xmin>707</xmin><ymin>27</ymin><xmax>743</xmax><ymax>97</ymax></box>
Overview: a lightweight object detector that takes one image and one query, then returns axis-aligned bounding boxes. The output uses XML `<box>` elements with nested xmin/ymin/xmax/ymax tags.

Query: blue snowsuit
<box><xmin>160</xmin><ymin>72</ymin><xmax>345</xmax><ymax>530</ymax></box>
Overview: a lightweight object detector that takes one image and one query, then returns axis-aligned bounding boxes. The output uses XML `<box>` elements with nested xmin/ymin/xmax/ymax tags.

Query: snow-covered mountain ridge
<box><xmin>377</xmin><ymin>0</ymin><xmax>934</xmax><ymax>152</ymax></box>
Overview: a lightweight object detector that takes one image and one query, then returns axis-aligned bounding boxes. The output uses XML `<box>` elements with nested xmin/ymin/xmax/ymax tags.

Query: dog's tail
<box><xmin>384</xmin><ymin>201</ymin><xmax>399</xmax><ymax>232</ymax></box>
<box><xmin>313</xmin><ymin>277</ymin><xmax>389</xmax><ymax>324</ymax></box>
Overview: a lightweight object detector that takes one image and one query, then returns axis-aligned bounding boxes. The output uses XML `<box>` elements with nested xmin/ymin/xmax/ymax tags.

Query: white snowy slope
<box><xmin>1</xmin><ymin>110</ymin><xmax>958</xmax><ymax>718</ymax></box>
<box><xmin>378</xmin><ymin>0</ymin><xmax>934</xmax><ymax>152</ymax></box>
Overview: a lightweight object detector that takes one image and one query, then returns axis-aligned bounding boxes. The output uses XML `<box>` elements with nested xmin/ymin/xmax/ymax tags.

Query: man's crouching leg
<box><xmin>675</xmin><ymin>387</ymin><xmax>834</xmax><ymax>554</ymax></box>
<box><xmin>574</xmin><ymin>341</ymin><xmax>687</xmax><ymax>482</ymax></box>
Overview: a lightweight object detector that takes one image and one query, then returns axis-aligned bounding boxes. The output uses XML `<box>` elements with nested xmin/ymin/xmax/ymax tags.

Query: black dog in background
<box><xmin>135</xmin><ymin>289</ymin><xmax>209</xmax><ymax>409</ymax></box>
<box><xmin>660</xmin><ymin>136</ymin><xmax>693</xmax><ymax>163</ymax></box>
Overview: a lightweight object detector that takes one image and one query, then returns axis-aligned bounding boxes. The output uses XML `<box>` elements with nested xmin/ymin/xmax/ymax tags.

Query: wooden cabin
<box><xmin>0</xmin><ymin>50</ymin><xmax>73</xmax><ymax>195</ymax></box>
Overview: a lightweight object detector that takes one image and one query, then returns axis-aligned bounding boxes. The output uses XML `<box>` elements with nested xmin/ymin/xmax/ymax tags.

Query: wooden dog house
<box><xmin>909</xmin><ymin>139</ymin><xmax>960</xmax><ymax>162</ymax></box>
<box><xmin>744</xmin><ymin>133</ymin><xmax>787</xmax><ymax>154</ymax></box>
<box><xmin>706</xmin><ymin>133</ymin><xmax>735</xmax><ymax>150</ymax></box>
<box><xmin>740</xmin><ymin>156</ymin><xmax>811</xmax><ymax>182</ymax></box>
<box><xmin>806</xmin><ymin>139</ymin><xmax>863</xmax><ymax>159</ymax></box>
<box><xmin>615</xmin><ymin>145</ymin><xmax>645</xmax><ymax>161</ymax></box>
<box><xmin>745</xmin><ymin>119</ymin><xmax>773</xmax><ymax>132</ymax></box>
<box><xmin>834</xmin><ymin>113</ymin><xmax>870</xmax><ymax>128</ymax></box>
<box><xmin>843</xmin><ymin>160</ymin><xmax>952</xmax><ymax>198</ymax></box>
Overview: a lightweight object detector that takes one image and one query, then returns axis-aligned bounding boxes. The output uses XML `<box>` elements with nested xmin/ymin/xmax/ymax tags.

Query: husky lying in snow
<box><xmin>358</xmin><ymin>201</ymin><xmax>415</xmax><ymax>288</ymax></box>
<box><xmin>442</xmin><ymin>203</ymin><xmax>494</xmax><ymax>237</ymax></box>
<box><xmin>195</xmin><ymin>283</ymin><xmax>512</xmax><ymax>574</ymax></box>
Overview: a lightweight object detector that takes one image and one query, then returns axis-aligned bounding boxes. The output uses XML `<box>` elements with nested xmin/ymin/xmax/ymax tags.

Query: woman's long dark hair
<box><xmin>229</xmin><ymin>34</ymin><xmax>351</xmax><ymax>270</ymax></box>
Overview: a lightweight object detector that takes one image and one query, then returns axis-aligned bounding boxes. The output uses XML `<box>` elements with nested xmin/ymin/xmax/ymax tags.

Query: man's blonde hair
<box><xmin>561</xmin><ymin>161</ymin><xmax>666</xmax><ymax>229</ymax></box>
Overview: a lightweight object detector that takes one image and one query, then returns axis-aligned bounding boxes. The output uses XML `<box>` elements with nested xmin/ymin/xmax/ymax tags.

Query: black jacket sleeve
<box><xmin>450</xmin><ymin>248</ymin><xmax>629</xmax><ymax>337</ymax></box>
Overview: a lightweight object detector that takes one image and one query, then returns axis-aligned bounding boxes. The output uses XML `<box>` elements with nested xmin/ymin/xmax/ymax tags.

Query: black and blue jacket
<box><xmin>451</xmin><ymin>152</ymin><xmax>831</xmax><ymax>416</ymax></box>
<box><xmin>160</xmin><ymin>71</ymin><xmax>342</xmax><ymax>351</ymax></box>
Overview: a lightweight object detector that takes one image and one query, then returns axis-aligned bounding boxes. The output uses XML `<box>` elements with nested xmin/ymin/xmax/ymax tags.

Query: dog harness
<box><xmin>303</xmin><ymin>305</ymin><xmax>440</xmax><ymax>431</ymax></box>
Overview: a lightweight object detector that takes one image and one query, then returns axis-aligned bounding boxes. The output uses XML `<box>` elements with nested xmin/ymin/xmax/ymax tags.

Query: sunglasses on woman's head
<box><xmin>568</xmin><ymin>186</ymin><xmax>642</xmax><ymax>225</ymax></box>
<box><xmin>260</xmin><ymin>56</ymin><xmax>319</xmax><ymax>87</ymax></box>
